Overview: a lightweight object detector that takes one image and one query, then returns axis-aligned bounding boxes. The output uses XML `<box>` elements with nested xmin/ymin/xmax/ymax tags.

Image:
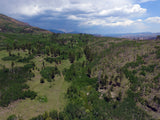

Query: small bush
<box><xmin>140</xmin><ymin>71</ymin><xmax>146</xmax><ymax>76</ymax></box>
<box><xmin>2</xmin><ymin>55</ymin><xmax>21</xmax><ymax>61</ymax></box>
<box><xmin>23</xmin><ymin>90</ymin><xmax>37</xmax><ymax>100</ymax></box>
<box><xmin>37</xmin><ymin>96</ymin><xmax>48</xmax><ymax>103</ymax></box>
<box><xmin>7</xmin><ymin>114</ymin><xmax>17</xmax><ymax>120</ymax></box>
<box><xmin>40</xmin><ymin>78</ymin><xmax>45</xmax><ymax>83</ymax></box>
<box><xmin>49</xmin><ymin>110</ymin><xmax>58</xmax><ymax>119</ymax></box>
<box><xmin>40</xmin><ymin>67</ymin><xmax>60</xmax><ymax>82</ymax></box>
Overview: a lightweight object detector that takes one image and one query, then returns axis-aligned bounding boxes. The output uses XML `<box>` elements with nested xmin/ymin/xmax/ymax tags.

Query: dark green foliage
<box><xmin>125</xmin><ymin>55</ymin><xmax>144</xmax><ymax>68</ymax></box>
<box><xmin>87</xmin><ymin>67</ymin><xmax>91</xmax><ymax>77</ymax></box>
<box><xmin>112</xmin><ymin>94</ymin><xmax>149</xmax><ymax>120</ymax></box>
<box><xmin>2</xmin><ymin>54</ymin><xmax>21</xmax><ymax>61</ymax></box>
<box><xmin>67</xmin><ymin>85</ymin><xmax>79</xmax><ymax>100</ymax></box>
<box><xmin>63</xmin><ymin>62</ymin><xmax>109</xmax><ymax>119</ymax></box>
<box><xmin>40</xmin><ymin>67</ymin><xmax>60</xmax><ymax>82</ymax></box>
<box><xmin>0</xmin><ymin>64</ymin><xmax>36</xmax><ymax>107</ymax></box>
<box><xmin>40</xmin><ymin>78</ymin><xmax>45</xmax><ymax>83</ymax></box>
<box><xmin>123</xmin><ymin>68</ymin><xmax>138</xmax><ymax>84</ymax></box>
<box><xmin>64</xmin><ymin>63</ymin><xmax>97</xmax><ymax>88</ymax></box>
<box><xmin>45</xmin><ymin>57</ymin><xmax>57</xmax><ymax>63</ymax></box>
<box><xmin>23</xmin><ymin>90</ymin><xmax>37</xmax><ymax>100</ymax></box>
<box><xmin>63</xmin><ymin>61</ymin><xmax>150</xmax><ymax>120</ymax></box>
<box><xmin>23</xmin><ymin>63</ymin><xmax>35</xmax><ymax>70</ymax></box>
<box><xmin>76</xmin><ymin>51</ymin><xmax>83</xmax><ymax>60</ymax></box>
<box><xmin>7</xmin><ymin>114</ymin><xmax>17</xmax><ymax>120</ymax></box>
<box><xmin>18</xmin><ymin>55</ymin><xmax>34</xmax><ymax>63</ymax></box>
<box><xmin>84</xmin><ymin>46</ymin><xmax>93</xmax><ymax>62</ymax></box>
<box><xmin>64</xmin><ymin>92</ymin><xmax>107</xmax><ymax>120</ymax></box>
<box><xmin>153</xmin><ymin>96</ymin><xmax>160</xmax><ymax>105</ymax></box>
<box><xmin>49</xmin><ymin>110</ymin><xmax>58</xmax><ymax>119</ymax></box>
<box><xmin>140</xmin><ymin>70</ymin><xmax>146</xmax><ymax>76</ymax></box>
<box><xmin>69</xmin><ymin>52</ymin><xmax>75</xmax><ymax>63</ymax></box>
<box><xmin>45</xmin><ymin>55</ymin><xmax>67</xmax><ymax>64</ymax></box>
<box><xmin>155</xmin><ymin>46</ymin><xmax>160</xmax><ymax>58</ymax></box>
<box><xmin>37</xmin><ymin>96</ymin><xmax>48</xmax><ymax>103</ymax></box>
<box><xmin>141</xmin><ymin>64</ymin><xmax>156</xmax><ymax>73</ymax></box>
<box><xmin>30</xmin><ymin>110</ymin><xmax>63</xmax><ymax>120</ymax></box>
<box><xmin>63</xmin><ymin>65</ymin><xmax>76</xmax><ymax>82</ymax></box>
<box><xmin>100</xmin><ymin>75</ymin><xmax>108</xmax><ymax>86</ymax></box>
<box><xmin>62</xmin><ymin>54</ymin><xmax>152</xmax><ymax>119</ymax></box>
<box><xmin>30</xmin><ymin>115</ymin><xmax>44</xmax><ymax>120</ymax></box>
<box><xmin>45</xmin><ymin>46</ymin><xmax>50</xmax><ymax>56</ymax></box>
<box><xmin>109</xmin><ymin>40</ymin><xmax>142</xmax><ymax>48</ymax></box>
<box><xmin>59</xmin><ymin>112</ymin><xmax>65</xmax><ymax>120</ymax></box>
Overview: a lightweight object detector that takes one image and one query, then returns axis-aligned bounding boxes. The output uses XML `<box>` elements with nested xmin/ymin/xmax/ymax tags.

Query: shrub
<box><xmin>40</xmin><ymin>78</ymin><xmax>45</xmax><ymax>83</ymax></box>
<box><xmin>7</xmin><ymin>114</ymin><xmax>17</xmax><ymax>120</ymax></box>
<box><xmin>140</xmin><ymin>71</ymin><xmax>146</xmax><ymax>76</ymax></box>
<box><xmin>37</xmin><ymin>96</ymin><xmax>48</xmax><ymax>103</ymax></box>
<box><xmin>2</xmin><ymin>55</ymin><xmax>21</xmax><ymax>61</ymax></box>
<box><xmin>49</xmin><ymin>110</ymin><xmax>58</xmax><ymax>119</ymax></box>
<box><xmin>18</xmin><ymin>55</ymin><xmax>34</xmax><ymax>63</ymax></box>
<box><xmin>23</xmin><ymin>90</ymin><xmax>37</xmax><ymax>100</ymax></box>
<box><xmin>40</xmin><ymin>67</ymin><xmax>60</xmax><ymax>82</ymax></box>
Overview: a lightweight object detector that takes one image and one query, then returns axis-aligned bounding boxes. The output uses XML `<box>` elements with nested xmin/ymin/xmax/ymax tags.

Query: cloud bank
<box><xmin>0</xmin><ymin>0</ymin><xmax>159</xmax><ymax>33</ymax></box>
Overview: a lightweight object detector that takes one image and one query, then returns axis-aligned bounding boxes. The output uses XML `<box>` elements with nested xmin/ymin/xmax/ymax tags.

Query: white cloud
<box><xmin>98</xmin><ymin>4</ymin><xmax>146</xmax><ymax>17</ymax></box>
<box><xmin>80</xmin><ymin>17</ymin><xmax>135</xmax><ymax>27</ymax></box>
<box><xmin>18</xmin><ymin>5</ymin><xmax>41</xmax><ymax>16</ymax></box>
<box><xmin>84</xmin><ymin>19</ymin><xmax>134</xmax><ymax>27</ymax></box>
<box><xmin>0</xmin><ymin>0</ymin><xmax>146</xmax><ymax>16</ymax></box>
<box><xmin>64</xmin><ymin>0</ymin><xmax>147</xmax><ymax>27</ymax></box>
<box><xmin>67</xmin><ymin>15</ymin><xmax>85</xmax><ymax>21</ymax></box>
<box><xmin>137</xmin><ymin>19</ymin><xmax>143</xmax><ymax>22</ymax></box>
<box><xmin>0</xmin><ymin>0</ymin><xmax>148</xmax><ymax>27</ymax></box>
<box><xmin>67</xmin><ymin>16</ymin><xmax>136</xmax><ymax>27</ymax></box>
<box><xmin>145</xmin><ymin>17</ymin><xmax>160</xmax><ymax>24</ymax></box>
<box><xmin>139</xmin><ymin>0</ymin><xmax>156</xmax><ymax>3</ymax></box>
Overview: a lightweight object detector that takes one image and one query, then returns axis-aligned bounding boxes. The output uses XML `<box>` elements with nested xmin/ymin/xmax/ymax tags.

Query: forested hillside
<box><xmin>0</xmin><ymin>14</ymin><xmax>160</xmax><ymax>120</ymax></box>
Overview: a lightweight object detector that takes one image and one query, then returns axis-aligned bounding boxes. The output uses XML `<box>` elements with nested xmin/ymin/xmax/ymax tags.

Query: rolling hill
<box><xmin>0</xmin><ymin>14</ymin><xmax>51</xmax><ymax>34</ymax></box>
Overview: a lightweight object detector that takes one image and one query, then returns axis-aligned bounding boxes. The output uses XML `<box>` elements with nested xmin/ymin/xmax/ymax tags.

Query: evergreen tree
<box><xmin>69</xmin><ymin>52</ymin><xmax>75</xmax><ymax>63</ymax></box>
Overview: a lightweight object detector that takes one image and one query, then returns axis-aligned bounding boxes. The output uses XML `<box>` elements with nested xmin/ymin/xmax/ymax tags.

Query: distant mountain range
<box><xmin>48</xmin><ymin>29</ymin><xmax>82</xmax><ymax>34</ymax></box>
<box><xmin>104</xmin><ymin>32</ymin><xmax>160</xmax><ymax>40</ymax></box>
<box><xmin>47</xmin><ymin>29</ymin><xmax>160</xmax><ymax>40</ymax></box>
<box><xmin>48</xmin><ymin>29</ymin><xmax>65</xmax><ymax>33</ymax></box>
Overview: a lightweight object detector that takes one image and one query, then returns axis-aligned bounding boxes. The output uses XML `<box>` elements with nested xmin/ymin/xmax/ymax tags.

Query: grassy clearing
<box><xmin>0</xmin><ymin>50</ymin><xmax>28</xmax><ymax>68</ymax></box>
<box><xmin>0</xmin><ymin>50</ymin><xmax>13</xmax><ymax>68</ymax></box>
<box><xmin>0</xmin><ymin>52</ymin><xmax>71</xmax><ymax>120</ymax></box>
<box><xmin>0</xmin><ymin>75</ymin><xmax>69</xmax><ymax>120</ymax></box>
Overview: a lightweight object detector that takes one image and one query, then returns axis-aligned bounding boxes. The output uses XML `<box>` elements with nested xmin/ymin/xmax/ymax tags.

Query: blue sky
<box><xmin>0</xmin><ymin>0</ymin><xmax>160</xmax><ymax>34</ymax></box>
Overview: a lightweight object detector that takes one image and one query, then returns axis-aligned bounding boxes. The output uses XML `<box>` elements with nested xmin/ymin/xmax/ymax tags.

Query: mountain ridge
<box><xmin>104</xmin><ymin>32</ymin><xmax>160</xmax><ymax>40</ymax></box>
<box><xmin>0</xmin><ymin>13</ymin><xmax>51</xmax><ymax>34</ymax></box>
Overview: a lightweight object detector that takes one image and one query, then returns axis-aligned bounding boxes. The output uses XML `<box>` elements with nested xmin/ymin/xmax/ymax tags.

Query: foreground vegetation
<box><xmin>0</xmin><ymin>15</ymin><xmax>160</xmax><ymax>119</ymax></box>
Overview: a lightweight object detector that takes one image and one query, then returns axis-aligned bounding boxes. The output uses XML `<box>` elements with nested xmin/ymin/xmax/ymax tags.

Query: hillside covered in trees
<box><xmin>0</xmin><ymin>14</ymin><xmax>160</xmax><ymax>120</ymax></box>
